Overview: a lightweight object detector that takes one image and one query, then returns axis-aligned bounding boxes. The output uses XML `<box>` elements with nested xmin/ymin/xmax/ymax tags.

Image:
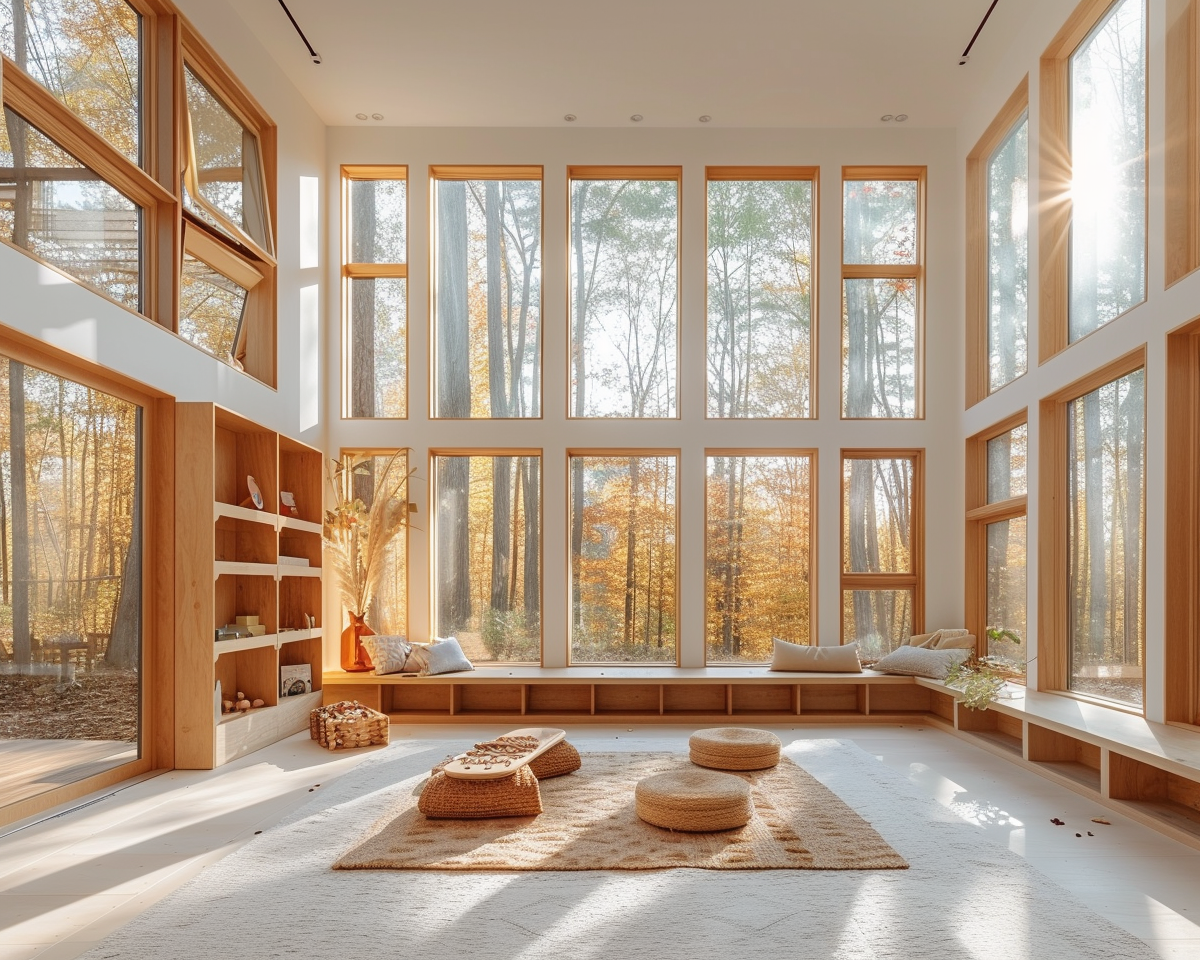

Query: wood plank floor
<box><xmin>0</xmin><ymin>741</ymin><xmax>138</xmax><ymax>811</ymax></box>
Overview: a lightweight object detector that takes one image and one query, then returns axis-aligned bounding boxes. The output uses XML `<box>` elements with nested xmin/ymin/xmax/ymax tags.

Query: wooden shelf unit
<box><xmin>176</xmin><ymin>403</ymin><xmax>324</xmax><ymax>769</ymax></box>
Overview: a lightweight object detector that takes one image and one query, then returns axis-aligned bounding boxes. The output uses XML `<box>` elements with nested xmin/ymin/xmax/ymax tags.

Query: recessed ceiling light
<box><xmin>895</xmin><ymin>114</ymin><xmax>909</xmax><ymax>122</ymax></box>
<box><xmin>699</xmin><ymin>115</ymin><xmax>712</xmax><ymax>123</ymax></box>
<box><xmin>371</xmin><ymin>113</ymin><xmax>384</xmax><ymax>121</ymax></box>
<box><xmin>630</xmin><ymin>114</ymin><xmax>643</xmax><ymax>122</ymax></box>
<box><xmin>564</xmin><ymin>114</ymin><xmax>577</xmax><ymax>122</ymax></box>
<box><xmin>355</xmin><ymin>113</ymin><xmax>368</xmax><ymax>120</ymax></box>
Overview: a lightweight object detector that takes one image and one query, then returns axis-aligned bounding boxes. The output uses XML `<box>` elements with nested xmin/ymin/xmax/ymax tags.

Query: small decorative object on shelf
<box><xmin>243</xmin><ymin>475</ymin><xmax>265</xmax><ymax>510</ymax></box>
<box><xmin>323</xmin><ymin>451</ymin><xmax>413</xmax><ymax>673</ymax></box>
<box><xmin>944</xmin><ymin>655</ymin><xmax>1029</xmax><ymax>710</ymax></box>
<box><xmin>281</xmin><ymin>663</ymin><xmax>312</xmax><ymax>697</ymax></box>
<box><xmin>310</xmin><ymin>699</ymin><xmax>389</xmax><ymax>750</ymax></box>
<box><xmin>280</xmin><ymin>490</ymin><xmax>299</xmax><ymax>516</ymax></box>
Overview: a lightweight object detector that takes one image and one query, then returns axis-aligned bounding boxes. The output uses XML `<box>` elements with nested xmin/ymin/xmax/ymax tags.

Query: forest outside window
<box><xmin>341</xmin><ymin>449</ymin><xmax>408</xmax><ymax>637</ymax></box>
<box><xmin>570</xmin><ymin>452</ymin><xmax>677</xmax><ymax>664</ymax></box>
<box><xmin>343</xmin><ymin>166</ymin><xmax>407</xmax><ymax>418</ymax></box>
<box><xmin>841</xmin><ymin>168</ymin><xmax>924</xmax><ymax>419</ymax></box>
<box><xmin>569</xmin><ymin>167</ymin><xmax>680</xmax><ymax>419</ymax></box>
<box><xmin>1040</xmin><ymin>0</ymin><xmax>1146</xmax><ymax>359</ymax></box>
<box><xmin>841</xmin><ymin>451</ymin><xmax>923</xmax><ymax>658</ymax></box>
<box><xmin>706</xmin><ymin>452</ymin><xmax>814</xmax><ymax>663</ymax></box>
<box><xmin>706</xmin><ymin>168</ymin><xmax>816</xmax><ymax>418</ymax></box>
<box><xmin>0</xmin><ymin>0</ymin><xmax>141</xmax><ymax>164</ymax></box>
<box><xmin>432</xmin><ymin>452</ymin><xmax>540</xmax><ymax>663</ymax></box>
<box><xmin>0</xmin><ymin>105</ymin><xmax>141</xmax><ymax>311</ymax></box>
<box><xmin>432</xmin><ymin>167</ymin><xmax>542</xmax><ymax>420</ymax></box>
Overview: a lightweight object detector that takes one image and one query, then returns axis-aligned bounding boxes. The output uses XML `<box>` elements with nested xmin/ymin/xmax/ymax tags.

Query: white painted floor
<box><xmin>0</xmin><ymin>723</ymin><xmax>1198</xmax><ymax>960</ymax></box>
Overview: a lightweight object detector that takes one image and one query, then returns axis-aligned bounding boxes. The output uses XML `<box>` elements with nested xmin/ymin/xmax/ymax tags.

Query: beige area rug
<box><xmin>334</xmin><ymin>751</ymin><xmax>908</xmax><ymax>871</ymax></box>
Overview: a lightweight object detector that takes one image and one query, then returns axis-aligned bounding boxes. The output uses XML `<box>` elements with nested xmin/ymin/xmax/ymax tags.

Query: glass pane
<box><xmin>433</xmin><ymin>455</ymin><xmax>540</xmax><ymax>662</ymax></box>
<box><xmin>987</xmin><ymin>423</ymin><xmax>1028</xmax><ymax>502</ymax></box>
<box><xmin>569</xmin><ymin>179</ymin><xmax>678</xmax><ymax>418</ymax></box>
<box><xmin>707</xmin><ymin>455</ymin><xmax>812</xmax><ymax>662</ymax></box>
<box><xmin>986</xmin><ymin>517</ymin><xmax>1027</xmax><ymax>667</ymax></box>
<box><xmin>843</xmin><ymin>458</ymin><xmax>913</xmax><ymax>574</ymax></box>
<box><xmin>843</xmin><ymin>590</ymin><xmax>913</xmax><ymax>660</ymax></box>
<box><xmin>570</xmin><ymin>455</ymin><xmax>676</xmax><ymax>662</ymax></box>
<box><xmin>1069</xmin><ymin>0</ymin><xmax>1146</xmax><ymax>342</ymax></box>
<box><xmin>349</xmin><ymin>178</ymin><xmax>406</xmax><ymax>264</ymax></box>
<box><xmin>0</xmin><ymin>356</ymin><xmax>142</xmax><ymax>806</ymax></box>
<box><xmin>987</xmin><ymin>116</ymin><xmax>1029</xmax><ymax>392</ymax></box>
<box><xmin>348</xmin><ymin>452</ymin><xmax>407</xmax><ymax>637</ymax></box>
<box><xmin>0</xmin><ymin>0</ymin><xmax>140</xmax><ymax>163</ymax></box>
<box><xmin>843</xmin><ymin>180</ymin><xmax>917</xmax><ymax>265</ymax></box>
<box><xmin>842</xmin><ymin>278</ymin><xmax>917</xmax><ymax>418</ymax></box>
<box><xmin>184</xmin><ymin>66</ymin><xmax>270</xmax><ymax>251</ymax></box>
<box><xmin>433</xmin><ymin>179</ymin><xmax>542</xmax><ymax>418</ymax></box>
<box><xmin>1067</xmin><ymin>368</ymin><xmax>1145</xmax><ymax>706</ymax></box>
<box><xmin>345</xmin><ymin>277</ymin><xmax>406</xmax><ymax>418</ymax></box>
<box><xmin>179</xmin><ymin>253</ymin><xmax>247</xmax><ymax>365</ymax></box>
<box><xmin>707</xmin><ymin>179</ymin><xmax>813</xmax><ymax>418</ymax></box>
<box><xmin>0</xmin><ymin>108</ymin><xmax>140</xmax><ymax>311</ymax></box>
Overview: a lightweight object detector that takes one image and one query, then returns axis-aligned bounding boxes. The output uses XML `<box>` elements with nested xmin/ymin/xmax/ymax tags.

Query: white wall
<box><xmin>0</xmin><ymin>0</ymin><xmax>327</xmax><ymax>448</ymax></box>
<box><xmin>956</xmin><ymin>0</ymin><xmax>1181</xmax><ymax>720</ymax></box>
<box><xmin>323</xmin><ymin>125</ymin><xmax>964</xmax><ymax>668</ymax></box>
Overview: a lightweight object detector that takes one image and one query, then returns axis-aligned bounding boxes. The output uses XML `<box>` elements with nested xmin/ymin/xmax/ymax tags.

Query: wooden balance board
<box><xmin>441</xmin><ymin>727</ymin><xmax>566</xmax><ymax>780</ymax></box>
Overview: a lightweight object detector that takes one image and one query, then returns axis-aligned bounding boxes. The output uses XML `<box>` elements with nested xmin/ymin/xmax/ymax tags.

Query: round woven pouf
<box><xmin>689</xmin><ymin>727</ymin><xmax>782</xmax><ymax>771</ymax></box>
<box><xmin>635</xmin><ymin>768</ymin><xmax>753</xmax><ymax>832</ymax></box>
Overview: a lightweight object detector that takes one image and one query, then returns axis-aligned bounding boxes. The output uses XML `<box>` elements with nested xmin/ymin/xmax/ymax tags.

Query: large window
<box><xmin>1040</xmin><ymin>349</ymin><xmax>1145</xmax><ymax>710</ymax></box>
<box><xmin>706</xmin><ymin>452</ymin><xmax>814</xmax><ymax>662</ymax></box>
<box><xmin>706</xmin><ymin>168</ymin><xmax>816</xmax><ymax>418</ymax></box>
<box><xmin>569</xmin><ymin>452</ymin><xmax>677</xmax><ymax>663</ymax></box>
<box><xmin>966</xmin><ymin>414</ymin><xmax>1028</xmax><ymax>673</ymax></box>
<box><xmin>1040</xmin><ymin>0</ymin><xmax>1146</xmax><ymax>359</ymax></box>
<box><xmin>841</xmin><ymin>168</ymin><xmax>924</xmax><ymax>419</ymax></box>
<box><xmin>569</xmin><ymin>167</ymin><xmax>680</xmax><ymax>419</ymax></box>
<box><xmin>841</xmin><ymin>451</ymin><xmax>923</xmax><ymax>658</ymax></box>
<box><xmin>432</xmin><ymin>452</ymin><xmax>540</xmax><ymax>663</ymax></box>
<box><xmin>342</xmin><ymin>166</ymin><xmax>407</xmax><ymax>419</ymax></box>
<box><xmin>432</xmin><ymin>167</ymin><xmax>542</xmax><ymax>419</ymax></box>
<box><xmin>0</xmin><ymin>351</ymin><xmax>143</xmax><ymax>807</ymax></box>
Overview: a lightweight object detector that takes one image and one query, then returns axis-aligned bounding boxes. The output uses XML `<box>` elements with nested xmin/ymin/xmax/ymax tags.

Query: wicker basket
<box><xmin>310</xmin><ymin>700</ymin><xmax>389</xmax><ymax>750</ymax></box>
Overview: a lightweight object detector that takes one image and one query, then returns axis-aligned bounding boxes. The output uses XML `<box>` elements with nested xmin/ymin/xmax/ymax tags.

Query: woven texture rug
<box><xmin>335</xmin><ymin>752</ymin><xmax>908</xmax><ymax>871</ymax></box>
<box><xmin>76</xmin><ymin>738</ymin><xmax>1164</xmax><ymax>960</ymax></box>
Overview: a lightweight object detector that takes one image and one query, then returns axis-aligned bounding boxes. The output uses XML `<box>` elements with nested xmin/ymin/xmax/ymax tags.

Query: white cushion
<box><xmin>359</xmin><ymin>634</ymin><xmax>412</xmax><ymax>676</ymax></box>
<box><xmin>873</xmin><ymin>645</ymin><xmax>969</xmax><ymax>679</ymax></box>
<box><xmin>770</xmin><ymin>639</ymin><xmax>862</xmax><ymax>673</ymax></box>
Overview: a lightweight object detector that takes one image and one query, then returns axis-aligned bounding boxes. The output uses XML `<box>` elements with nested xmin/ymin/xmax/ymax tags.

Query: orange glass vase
<box><xmin>340</xmin><ymin>613</ymin><xmax>375</xmax><ymax>673</ymax></box>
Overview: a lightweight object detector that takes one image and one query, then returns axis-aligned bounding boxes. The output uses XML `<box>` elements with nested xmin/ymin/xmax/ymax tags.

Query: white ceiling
<box><xmin>222</xmin><ymin>0</ymin><xmax>1039</xmax><ymax>129</ymax></box>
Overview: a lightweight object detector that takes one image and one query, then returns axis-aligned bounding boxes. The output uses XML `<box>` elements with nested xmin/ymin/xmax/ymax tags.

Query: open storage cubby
<box><xmin>955</xmin><ymin>703</ymin><xmax>1023</xmax><ymax>757</ymax></box>
<box><xmin>1109</xmin><ymin>752</ymin><xmax>1200</xmax><ymax>840</ymax></box>
<box><xmin>866</xmin><ymin>683</ymin><xmax>932</xmax><ymax>715</ymax></box>
<box><xmin>1026</xmin><ymin>722</ymin><xmax>1102</xmax><ymax>790</ymax></box>
<box><xmin>798</xmin><ymin>683</ymin><xmax>862</xmax><ymax>716</ymax></box>
<box><xmin>663</xmin><ymin>684</ymin><xmax>729</xmax><ymax>715</ymax></box>
<box><xmin>595</xmin><ymin>684</ymin><xmax>661</xmax><ymax>716</ymax></box>
<box><xmin>526</xmin><ymin>684</ymin><xmax>592</xmax><ymax>716</ymax></box>
<box><xmin>176</xmin><ymin>403</ymin><xmax>325</xmax><ymax>769</ymax></box>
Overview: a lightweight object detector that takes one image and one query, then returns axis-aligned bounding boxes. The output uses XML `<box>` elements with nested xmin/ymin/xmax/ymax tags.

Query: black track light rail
<box><xmin>275</xmin><ymin>0</ymin><xmax>321</xmax><ymax>64</ymax></box>
<box><xmin>960</xmin><ymin>0</ymin><xmax>1001</xmax><ymax>65</ymax></box>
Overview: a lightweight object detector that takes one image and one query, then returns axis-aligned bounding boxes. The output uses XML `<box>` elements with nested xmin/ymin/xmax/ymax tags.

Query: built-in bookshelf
<box><xmin>176</xmin><ymin>404</ymin><xmax>324</xmax><ymax>768</ymax></box>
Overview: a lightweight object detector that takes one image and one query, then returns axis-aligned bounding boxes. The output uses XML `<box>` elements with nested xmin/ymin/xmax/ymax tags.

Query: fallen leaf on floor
<box><xmin>1091</xmin><ymin>817</ymin><xmax>1111</xmax><ymax>825</ymax></box>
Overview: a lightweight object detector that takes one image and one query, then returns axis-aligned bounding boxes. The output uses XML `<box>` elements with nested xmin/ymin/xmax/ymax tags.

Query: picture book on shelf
<box><xmin>280</xmin><ymin>663</ymin><xmax>312</xmax><ymax>697</ymax></box>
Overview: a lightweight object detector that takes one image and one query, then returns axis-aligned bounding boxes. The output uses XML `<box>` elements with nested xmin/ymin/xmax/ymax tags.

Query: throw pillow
<box><xmin>359</xmin><ymin>634</ymin><xmax>412</xmax><ymax>676</ymax></box>
<box><xmin>932</xmin><ymin>632</ymin><xmax>976</xmax><ymax>651</ymax></box>
<box><xmin>422</xmin><ymin>636</ymin><xmax>475</xmax><ymax>676</ymax></box>
<box><xmin>872</xmin><ymin>645</ymin><xmax>969</xmax><ymax>680</ymax></box>
<box><xmin>769</xmin><ymin>639</ymin><xmax>862</xmax><ymax>673</ymax></box>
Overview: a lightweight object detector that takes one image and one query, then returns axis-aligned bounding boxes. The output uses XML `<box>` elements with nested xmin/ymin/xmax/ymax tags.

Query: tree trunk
<box><xmin>523</xmin><ymin>457</ymin><xmax>540</xmax><ymax>628</ymax></box>
<box><xmin>1083</xmin><ymin>391</ymin><xmax>1108</xmax><ymax>661</ymax></box>
<box><xmin>623</xmin><ymin>457</ymin><xmax>640</xmax><ymax>648</ymax></box>
<box><xmin>570</xmin><ymin>185</ymin><xmax>589</xmax><ymax>630</ymax></box>
<box><xmin>8</xmin><ymin>362</ymin><xmax>31</xmax><ymax>663</ymax></box>
<box><xmin>107</xmin><ymin>410</ymin><xmax>142</xmax><ymax>669</ymax></box>
<box><xmin>1122</xmin><ymin>373</ymin><xmax>1144</xmax><ymax>664</ymax></box>
<box><xmin>350</xmin><ymin>182</ymin><xmax>377</xmax><ymax>417</ymax></box>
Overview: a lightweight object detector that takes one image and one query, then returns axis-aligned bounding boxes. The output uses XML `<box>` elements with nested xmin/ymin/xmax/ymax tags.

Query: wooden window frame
<box><xmin>428</xmin><ymin>165</ymin><xmax>544</xmax><ymax>421</ymax></box>
<box><xmin>1039</xmin><ymin>0</ymin><xmax>1149</xmax><ymax>362</ymax></box>
<box><xmin>703</xmin><ymin>448</ymin><xmax>819</xmax><ymax>662</ymax></box>
<box><xmin>0</xmin><ymin>2</ymin><xmax>279</xmax><ymax>388</ymax></box>
<box><xmin>839</xmin><ymin>448</ymin><xmax>925</xmax><ymax>645</ymax></box>
<box><xmin>966</xmin><ymin>79</ymin><xmax>1029</xmax><ymax>408</ymax></box>
<box><xmin>341</xmin><ymin>164</ymin><xmax>408</xmax><ymax>419</ymax></box>
<box><xmin>965</xmin><ymin>411</ymin><xmax>1029</xmax><ymax>659</ymax></box>
<box><xmin>1166</xmin><ymin>319</ymin><xmax>1200</xmax><ymax>725</ymax></box>
<box><xmin>566</xmin><ymin>448</ymin><xmax>681</xmax><ymax>666</ymax></box>
<box><xmin>704</xmin><ymin>166</ymin><xmax>820</xmax><ymax>420</ymax></box>
<box><xmin>0</xmin><ymin>325</ymin><xmax>173</xmax><ymax>827</ymax></box>
<box><xmin>1167</xmin><ymin>0</ymin><xmax>1200</xmax><ymax>286</ymax></box>
<box><xmin>1037</xmin><ymin>345</ymin><xmax>1147</xmax><ymax>708</ymax></box>
<box><xmin>840</xmin><ymin>166</ymin><xmax>926</xmax><ymax>421</ymax></box>
<box><xmin>565</xmin><ymin>166</ymin><xmax>683</xmax><ymax>421</ymax></box>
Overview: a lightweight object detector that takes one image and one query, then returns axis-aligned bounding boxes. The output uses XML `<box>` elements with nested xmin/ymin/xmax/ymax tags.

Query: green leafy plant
<box><xmin>944</xmin><ymin>656</ymin><xmax>1019</xmax><ymax>711</ymax></box>
<box><xmin>986</xmin><ymin>626</ymin><xmax>1022</xmax><ymax>646</ymax></box>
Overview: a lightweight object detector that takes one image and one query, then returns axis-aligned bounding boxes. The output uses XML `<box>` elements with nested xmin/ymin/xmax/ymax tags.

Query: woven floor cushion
<box><xmin>529</xmin><ymin>740</ymin><xmax>581</xmax><ymax>779</ymax></box>
<box><xmin>689</xmin><ymin>727</ymin><xmax>782</xmax><ymax>771</ymax></box>
<box><xmin>635</xmin><ymin>768</ymin><xmax>752</xmax><ymax>832</ymax></box>
<box><xmin>418</xmin><ymin>765</ymin><xmax>542</xmax><ymax>819</ymax></box>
